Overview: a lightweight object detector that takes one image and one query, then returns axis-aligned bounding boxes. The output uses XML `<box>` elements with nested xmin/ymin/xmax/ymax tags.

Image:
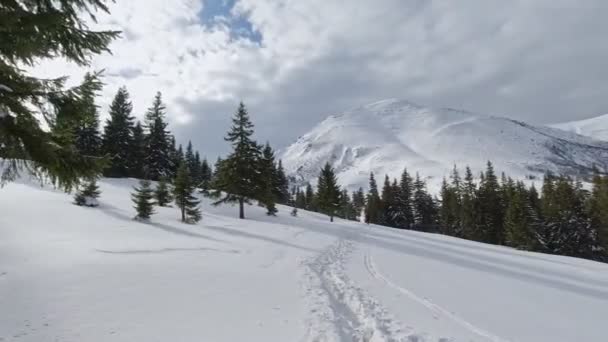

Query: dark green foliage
<box><xmin>476</xmin><ymin>161</ymin><xmax>505</xmax><ymax>244</ymax></box>
<box><xmin>0</xmin><ymin>0</ymin><xmax>119</xmax><ymax>190</ymax></box>
<box><xmin>259</xmin><ymin>143</ymin><xmax>278</xmax><ymax>216</ymax></box>
<box><xmin>132</xmin><ymin>179</ymin><xmax>155</xmax><ymax>220</ymax></box>
<box><xmin>102</xmin><ymin>87</ymin><xmax>134</xmax><ymax>178</ymax></box>
<box><xmin>199</xmin><ymin>158</ymin><xmax>213</xmax><ymax>193</ymax></box>
<box><xmin>339</xmin><ymin>189</ymin><xmax>357</xmax><ymax>221</ymax></box>
<box><xmin>316</xmin><ymin>163</ymin><xmax>341</xmax><ymax>222</ymax></box>
<box><xmin>274</xmin><ymin>160</ymin><xmax>290</xmax><ymax>204</ymax></box>
<box><xmin>412</xmin><ymin>173</ymin><xmax>438</xmax><ymax>229</ymax></box>
<box><xmin>211</xmin><ymin>102</ymin><xmax>261</xmax><ymax>219</ymax></box>
<box><xmin>461</xmin><ymin>166</ymin><xmax>478</xmax><ymax>240</ymax></box>
<box><xmin>74</xmin><ymin>178</ymin><xmax>101</xmax><ymax>207</ymax></box>
<box><xmin>380</xmin><ymin>175</ymin><xmax>399</xmax><ymax>226</ymax></box>
<box><xmin>352</xmin><ymin>187</ymin><xmax>366</xmax><ymax>221</ymax></box>
<box><xmin>305</xmin><ymin>183</ymin><xmax>316</xmax><ymax>211</ymax></box>
<box><xmin>129</xmin><ymin>121</ymin><xmax>147</xmax><ymax>179</ymax></box>
<box><xmin>589</xmin><ymin>170</ymin><xmax>608</xmax><ymax>252</ymax></box>
<box><xmin>504</xmin><ymin>182</ymin><xmax>536</xmax><ymax>249</ymax></box>
<box><xmin>73</xmin><ymin>73</ymin><xmax>102</xmax><ymax>157</ymax></box>
<box><xmin>144</xmin><ymin>92</ymin><xmax>172</xmax><ymax>180</ymax></box>
<box><xmin>395</xmin><ymin>168</ymin><xmax>414</xmax><ymax>229</ymax></box>
<box><xmin>173</xmin><ymin>162</ymin><xmax>201</xmax><ymax>223</ymax></box>
<box><xmin>365</xmin><ymin>172</ymin><xmax>382</xmax><ymax>224</ymax></box>
<box><xmin>155</xmin><ymin>177</ymin><xmax>173</xmax><ymax>207</ymax></box>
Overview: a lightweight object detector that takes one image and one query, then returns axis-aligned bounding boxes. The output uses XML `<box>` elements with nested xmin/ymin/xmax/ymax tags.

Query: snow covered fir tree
<box><xmin>173</xmin><ymin>163</ymin><xmax>202</xmax><ymax>224</ymax></box>
<box><xmin>132</xmin><ymin>179</ymin><xmax>156</xmax><ymax>221</ymax></box>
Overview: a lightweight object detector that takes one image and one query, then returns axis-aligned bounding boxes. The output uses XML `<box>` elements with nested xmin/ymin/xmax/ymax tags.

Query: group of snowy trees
<box><xmin>296</xmin><ymin>161</ymin><xmax>608</xmax><ymax>261</ymax></box>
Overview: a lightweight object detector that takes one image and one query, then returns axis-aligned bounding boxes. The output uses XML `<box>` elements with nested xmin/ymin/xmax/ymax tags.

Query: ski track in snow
<box><xmin>300</xmin><ymin>238</ymin><xmax>446</xmax><ymax>342</ymax></box>
<box><xmin>363</xmin><ymin>252</ymin><xmax>509</xmax><ymax>342</ymax></box>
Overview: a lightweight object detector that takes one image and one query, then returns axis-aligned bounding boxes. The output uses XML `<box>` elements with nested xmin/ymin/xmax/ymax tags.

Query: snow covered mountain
<box><xmin>2</xmin><ymin>177</ymin><xmax>608</xmax><ymax>341</ymax></box>
<box><xmin>281</xmin><ymin>99</ymin><xmax>608</xmax><ymax>191</ymax></box>
<box><xmin>550</xmin><ymin>113</ymin><xmax>608</xmax><ymax>141</ymax></box>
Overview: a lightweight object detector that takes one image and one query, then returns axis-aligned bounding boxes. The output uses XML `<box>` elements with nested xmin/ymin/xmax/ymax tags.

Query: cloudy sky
<box><xmin>39</xmin><ymin>0</ymin><xmax>608</xmax><ymax>159</ymax></box>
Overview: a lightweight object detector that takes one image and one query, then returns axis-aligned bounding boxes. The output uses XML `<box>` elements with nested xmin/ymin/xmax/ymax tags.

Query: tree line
<box><xmin>299</xmin><ymin>161</ymin><xmax>608</xmax><ymax>262</ymax></box>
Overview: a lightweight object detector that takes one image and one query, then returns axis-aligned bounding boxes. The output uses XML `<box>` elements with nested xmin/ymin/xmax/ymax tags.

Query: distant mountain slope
<box><xmin>281</xmin><ymin>99</ymin><xmax>608</xmax><ymax>190</ymax></box>
<box><xmin>550</xmin><ymin>113</ymin><xmax>608</xmax><ymax>141</ymax></box>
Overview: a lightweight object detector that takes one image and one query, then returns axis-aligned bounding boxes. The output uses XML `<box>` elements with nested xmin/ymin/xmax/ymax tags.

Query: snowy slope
<box><xmin>2</xmin><ymin>178</ymin><xmax>608</xmax><ymax>341</ymax></box>
<box><xmin>550</xmin><ymin>113</ymin><xmax>608</xmax><ymax>141</ymax></box>
<box><xmin>281</xmin><ymin>99</ymin><xmax>608</xmax><ymax>191</ymax></box>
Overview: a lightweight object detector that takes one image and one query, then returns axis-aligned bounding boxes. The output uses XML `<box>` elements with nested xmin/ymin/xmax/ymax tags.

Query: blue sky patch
<box><xmin>198</xmin><ymin>0</ymin><xmax>262</xmax><ymax>43</ymax></box>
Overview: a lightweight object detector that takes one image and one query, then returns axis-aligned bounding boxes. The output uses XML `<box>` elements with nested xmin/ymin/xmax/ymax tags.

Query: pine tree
<box><xmin>365</xmin><ymin>172</ymin><xmax>382</xmax><ymax>224</ymax></box>
<box><xmin>145</xmin><ymin>92</ymin><xmax>172</xmax><ymax>180</ymax></box>
<box><xmin>211</xmin><ymin>102</ymin><xmax>261</xmax><ymax>219</ymax></box>
<box><xmin>352</xmin><ymin>187</ymin><xmax>366</xmax><ymax>221</ymax></box>
<box><xmin>589</xmin><ymin>170</ymin><xmax>608</xmax><ymax>253</ymax></box>
<box><xmin>305</xmin><ymin>183</ymin><xmax>316</xmax><ymax>211</ymax></box>
<box><xmin>274</xmin><ymin>160</ymin><xmax>290</xmax><ymax>204</ymax></box>
<box><xmin>440</xmin><ymin>177</ymin><xmax>460</xmax><ymax>236</ymax></box>
<box><xmin>199</xmin><ymin>158</ymin><xmax>213</xmax><ymax>193</ymax></box>
<box><xmin>477</xmin><ymin>161</ymin><xmax>505</xmax><ymax>244</ymax></box>
<box><xmin>504</xmin><ymin>182</ymin><xmax>534</xmax><ymax>249</ymax></box>
<box><xmin>0</xmin><ymin>1</ymin><xmax>119</xmax><ymax>189</ymax></box>
<box><xmin>74</xmin><ymin>178</ymin><xmax>101</xmax><ymax>207</ymax></box>
<box><xmin>185</xmin><ymin>141</ymin><xmax>196</xmax><ymax>177</ymax></box>
<box><xmin>132</xmin><ymin>179</ymin><xmax>155</xmax><ymax>220</ymax></box>
<box><xmin>395</xmin><ymin>168</ymin><xmax>414</xmax><ymax>229</ymax></box>
<box><xmin>129</xmin><ymin>121</ymin><xmax>147</xmax><ymax>179</ymax></box>
<box><xmin>73</xmin><ymin>73</ymin><xmax>102</xmax><ymax>157</ymax></box>
<box><xmin>155</xmin><ymin>177</ymin><xmax>173</xmax><ymax>207</ymax></box>
<box><xmin>461</xmin><ymin>166</ymin><xmax>478</xmax><ymax>240</ymax></box>
<box><xmin>259</xmin><ymin>143</ymin><xmax>278</xmax><ymax>216</ymax></box>
<box><xmin>173</xmin><ymin>162</ymin><xmax>201</xmax><ymax>223</ymax></box>
<box><xmin>380</xmin><ymin>175</ymin><xmax>398</xmax><ymax>227</ymax></box>
<box><xmin>339</xmin><ymin>189</ymin><xmax>357</xmax><ymax>220</ymax></box>
<box><xmin>102</xmin><ymin>87</ymin><xmax>135</xmax><ymax>178</ymax></box>
<box><xmin>413</xmin><ymin>173</ymin><xmax>437</xmax><ymax>230</ymax></box>
<box><xmin>316</xmin><ymin>163</ymin><xmax>341</xmax><ymax>222</ymax></box>
<box><xmin>192</xmin><ymin>151</ymin><xmax>202</xmax><ymax>185</ymax></box>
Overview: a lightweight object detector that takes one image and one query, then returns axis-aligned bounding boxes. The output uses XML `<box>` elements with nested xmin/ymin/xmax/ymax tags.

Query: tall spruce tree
<box><xmin>589</xmin><ymin>170</ymin><xmax>608</xmax><ymax>253</ymax></box>
<box><xmin>305</xmin><ymin>183</ymin><xmax>316</xmax><ymax>211</ymax></box>
<box><xmin>316</xmin><ymin>163</ymin><xmax>341</xmax><ymax>222</ymax></box>
<box><xmin>259</xmin><ymin>142</ymin><xmax>278</xmax><ymax>216</ymax></box>
<box><xmin>102</xmin><ymin>87</ymin><xmax>134</xmax><ymax>178</ymax></box>
<box><xmin>504</xmin><ymin>181</ymin><xmax>535</xmax><ymax>249</ymax></box>
<box><xmin>145</xmin><ymin>92</ymin><xmax>172</xmax><ymax>180</ymax></box>
<box><xmin>129</xmin><ymin>121</ymin><xmax>147</xmax><ymax>179</ymax></box>
<box><xmin>380</xmin><ymin>175</ymin><xmax>398</xmax><ymax>227</ymax></box>
<box><xmin>0</xmin><ymin>0</ymin><xmax>119</xmax><ymax>189</ymax></box>
<box><xmin>132</xmin><ymin>179</ymin><xmax>155</xmax><ymax>221</ymax></box>
<box><xmin>274</xmin><ymin>160</ymin><xmax>290</xmax><ymax>204</ymax></box>
<box><xmin>365</xmin><ymin>172</ymin><xmax>382</xmax><ymax>224</ymax></box>
<box><xmin>199</xmin><ymin>158</ymin><xmax>213</xmax><ymax>193</ymax></box>
<box><xmin>352</xmin><ymin>187</ymin><xmax>366</xmax><ymax>221</ymax></box>
<box><xmin>211</xmin><ymin>102</ymin><xmax>261</xmax><ymax>219</ymax></box>
<box><xmin>73</xmin><ymin>73</ymin><xmax>102</xmax><ymax>158</ymax></box>
<box><xmin>461</xmin><ymin>166</ymin><xmax>478</xmax><ymax>240</ymax></box>
<box><xmin>477</xmin><ymin>161</ymin><xmax>505</xmax><ymax>244</ymax></box>
<box><xmin>173</xmin><ymin>162</ymin><xmax>202</xmax><ymax>223</ymax></box>
<box><xmin>395</xmin><ymin>168</ymin><xmax>415</xmax><ymax>229</ymax></box>
<box><xmin>413</xmin><ymin>173</ymin><xmax>438</xmax><ymax>230</ymax></box>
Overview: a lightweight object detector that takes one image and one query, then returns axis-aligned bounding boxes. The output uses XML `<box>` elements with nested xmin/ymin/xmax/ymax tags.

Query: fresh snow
<box><xmin>281</xmin><ymin>99</ymin><xmax>608</xmax><ymax>191</ymax></box>
<box><xmin>550</xmin><ymin>113</ymin><xmax>608</xmax><ymax>142</ymax></box>
<box><xmin>1</xmin><ymin>178</ymin><xmax>608</xmax><ymax>341</ymax></box>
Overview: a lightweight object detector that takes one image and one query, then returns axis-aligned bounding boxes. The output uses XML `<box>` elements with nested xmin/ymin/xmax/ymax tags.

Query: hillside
<box><xmin>550</xmin><ymin>113</ymin><xmax>608</xmax><ymax>142</ymax></box>
<box><xmin>281</xmin><ymin>99</ymin><xmax>608</xmax><ymax>191</ymax></box>
<box><xmin>1</xmin><ymin>178</ymin><xmax>608</xmax><ymax>341</ymax></box>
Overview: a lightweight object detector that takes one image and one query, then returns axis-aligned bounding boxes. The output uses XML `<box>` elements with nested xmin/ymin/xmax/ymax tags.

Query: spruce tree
<box><xmin>102</xmin><ymin>87</ymin><xmax>135</xmax><ymax>178</ymax></box>
<box><xmin>192</xmin><ymin>151</ymin><xmax>202</xmax><ymax>186</ymax></box>
<box><xmin>461</xmin><ymin>166</ymin><xmax>478</xmax><ymax>240</ymax></box>
<box><xmin>145</xmin><ymin>92</ymin><xmax>172</xmax><ymax>180</ymax></box>
<box><xmin>199</xmin><ymin>158</ymin><xmax>213</xmax><ymax>193</ymax></box>
<box><xmin>274</xmin><ymin>160</ymin><xmax>290</xmax><ymax>204</ymax></box>
<box><xmin>352</xmin><ymin>187</ymin><xmax>366</xmax><ymax>221</ymax></box>
<box><xmin>132</xmin><ymin>179</ymin><xmax>155</xmax><ymax>220</ymax></box>
<box><xmin>316</xmin><ymin>163</ymin><xmax>341</xmax><ymax>222</ymax></box>
<box><xmin>504</xmin><ymin>182</ymin><xmax>534</xmax><ymax>249</ymax></box>
<box><xmin>305</xmin><ymin>183</ymin><xmax>316</xmax><ymax>211</ymax></box>
<box><xmin>129</xmin><ymin>121</ymin><xmax>147</xmax><ymax>179</ymax></box>
<box><xmin>211</xmin><ymin>102</ymin><xmax>261</xmax><ymax>219</ymax></box>
<box><xmin>74</xmin><ymin>178</ymin><xmax>101</xmax><ymax>207</ymax></box>
<box><xmin>185</xmin><ymin>141</ymin><xmax>196</xmax><ymax>177</ymax></box>
<box><xmin>73</xmin><ymin>73</ymin><xmax>102</xmax><ymax>157</ymax></box>
<box><xmin>413</xmin><ymin>173</ymin><xmax>438</xmax><ymax>230</ymax></box>
<box><xmin>365</xmin><ymin>172</ymin><xmax>382</xmax><ymax>224</ymax></box>
<box><xmin>380</xmin><ymin>175</ymin><xmax>398</xmax><ymax>227</ymax></box>
<box><xmin>0</xmin><ymin>0</ymin><xmax>119</xmax><ymax>189</ymax></box>
<box><xmin>155</xmin><ymin>177</ymin><xmax>173</xmax><ymax>207</ymax></box>
<box><xmin>477</xmin><ymin>161</ymin><xmax>505</xmax><ymax>244</ymax></box>
<box><xmin>259</xmin><ymin>143</ymin><xmax>278</xmax><ymax>216</ymax></box>
<box><xmin>395</xmin><ymin>168</ymin><xmax>415</xmax><ymax>229</ymax></box>
<box><xmin>589</xmin><ymin>170</ymin><xmax>608</xmax><ymax>253</ymax></box>
<box><xmin>174</xmin><ymin>162</ymin><xmax>201</xmax><ymax>223</ymax></box>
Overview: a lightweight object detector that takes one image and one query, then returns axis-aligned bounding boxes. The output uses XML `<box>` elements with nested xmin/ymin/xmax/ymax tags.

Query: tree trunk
<box><xmin>239</xmin><ymin>197</ymin><xmax>245</xmax><ymax>219</ymax></box>
<box><xmin>330</xmin><ymin>215</ymin><xmax>334</xmax><ymax>222</ymax></box>
<box><xmin>181</xmin><ymin>206</ymin><xmax>186</xmax><ymax>222</ymax></box>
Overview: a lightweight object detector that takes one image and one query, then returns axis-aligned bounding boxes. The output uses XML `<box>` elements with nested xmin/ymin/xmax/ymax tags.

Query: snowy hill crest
<box><xmin>282</xmin><ymin>99</ymin><xmax>608</xmax><ymax>190</ymax></box>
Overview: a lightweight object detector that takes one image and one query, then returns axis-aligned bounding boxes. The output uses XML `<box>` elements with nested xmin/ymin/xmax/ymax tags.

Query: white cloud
<box><xmin>32</xmin><ymin>0</ymin><xmax>608</xmax><ymax>158</ymax></box>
